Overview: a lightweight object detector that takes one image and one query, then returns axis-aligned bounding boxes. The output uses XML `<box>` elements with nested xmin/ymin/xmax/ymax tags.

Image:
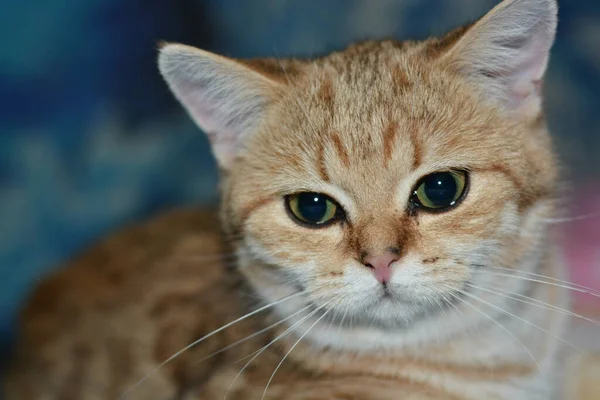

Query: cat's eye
<box><xmin>411</xmin><ymin>170</ymin><xmax>468</xmax><ymax>211</ymax></box>
<box><xmin>285</xmin><ymin>192</ymin><xmax>342</xmax><ymax>227</ymax></box>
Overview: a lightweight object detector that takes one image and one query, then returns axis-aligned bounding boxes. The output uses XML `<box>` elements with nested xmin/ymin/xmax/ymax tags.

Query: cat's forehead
<box><xmin>266</xmin><ymin>57</ymin><xmax>489</xmax><ymax>162</ymax></box>
<box><xmin>287</xmin><ymin>44</ymin><xmax>467</xmax><ymax>142</ymax></box>
<box><xmin>258</xmin><ymin>91</ymin><xmax>478</xmax><ymax>209</ymax></box>
<box><xmin>244</xmin><ymin>39</ymin><xmax>532</xmax><ymax>207</ymax></box>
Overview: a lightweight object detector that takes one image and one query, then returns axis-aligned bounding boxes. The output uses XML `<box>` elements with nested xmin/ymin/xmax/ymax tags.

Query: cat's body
<box><xmin>4</xmin><ymin>209</ymin><xmax>571</xmax><ymax>399</ymax></box>
<box><xmin>5</xmin><ymin>0</ymin><xmax>599</xmax><ymax>399</ymax></box>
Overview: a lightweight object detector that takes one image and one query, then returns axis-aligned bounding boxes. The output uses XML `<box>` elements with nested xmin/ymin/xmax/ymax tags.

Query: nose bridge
<box><xmin>355</xmin><ymin>213</ymin><xmax>401</xmax><ymax>257</ymax></box>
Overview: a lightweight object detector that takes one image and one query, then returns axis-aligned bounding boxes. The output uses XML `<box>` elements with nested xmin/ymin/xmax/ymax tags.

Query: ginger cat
<box><xmin>4</xmin><ymin>0</ymin><xmax>599</xmax><ymax>399</ymax></box>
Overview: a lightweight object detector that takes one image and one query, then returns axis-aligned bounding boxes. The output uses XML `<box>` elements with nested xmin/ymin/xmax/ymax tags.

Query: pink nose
<box><xmin>363</xmin><ymin>251</ymin><xmax>400</xmax><ymax>284</ymax></box>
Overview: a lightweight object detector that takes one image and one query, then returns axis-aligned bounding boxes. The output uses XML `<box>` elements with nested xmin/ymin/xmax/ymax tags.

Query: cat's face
<box><xmin>160</xmin><ymin>0</ymin><xmax>559</xmax><ymax>334</ymax></box>
<box><xmin>223</xmin><ymin>50</ymin><xmax>556</xmax><ymax>327</ymax></box>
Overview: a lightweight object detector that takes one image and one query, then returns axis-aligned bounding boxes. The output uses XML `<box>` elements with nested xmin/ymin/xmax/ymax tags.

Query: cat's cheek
<box><xmin>385</xmin><ymin>254</ymin><xmax>463</xmax><ymax>295</ymax></box>
<box><xmin>414</xmin><ymin>170</ymin><xmax>517</xmax><ymax>240</ymax></box>
<box><xmin>242</xmin><ymin>202</ymin><xmax>346</xmax><ymax>267</ymax></box>
<box><xmin>414</xmin><ymin>257</ymin><xmax>470</xmax><ymax>284</ymax></box>
<box><xmin>410</xmin><ymin>198</ymin><xmax>521</xmax><ymax>277</ymax></box>
<box><xmin>314</xmin><ymin>264</ymin><xmax>380</xmax><ymax>310</ymax></box>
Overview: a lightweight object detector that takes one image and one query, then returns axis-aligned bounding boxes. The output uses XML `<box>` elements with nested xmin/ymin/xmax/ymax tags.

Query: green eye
<box><xmin>412</xmin><ymin>170</ymin><xmax>468</xmax><ymax>211</ymax></box>
<box><xmin>286</xmin><ymin>192</ymin><xmax>341</xmax><ymax>226</ymax></box>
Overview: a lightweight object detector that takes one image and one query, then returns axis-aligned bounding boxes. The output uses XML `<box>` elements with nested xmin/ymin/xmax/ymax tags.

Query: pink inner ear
<box><xmin>178</xmin><ymin>82</ymin><xmax>220</xmax><ymax>134</ymax></box>
<box><xmin>505</xmin><ymin>33</ymin><xmax>550</xmax><ymax>111</ymax></box>
<box><xmin>175</xmin><ymin>81</ymin><xmax>242</xmax><ymax>165</ymax></box>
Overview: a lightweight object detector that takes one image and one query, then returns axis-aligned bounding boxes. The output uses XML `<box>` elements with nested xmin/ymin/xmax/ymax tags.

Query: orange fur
<box><xmin>4</xmin><ymin>1</ymin><xmax>599</xmax><ymax>399</ymax></box>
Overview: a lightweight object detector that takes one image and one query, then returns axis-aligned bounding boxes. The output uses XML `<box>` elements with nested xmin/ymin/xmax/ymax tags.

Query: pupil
<box><xmin>298</xmin><ymin>193</ymin><xmax>327</xmax><ymax>222</ymax></box>
<box><xmin>423</xmin><ymin>173</ymin><xmax>457</xmax><ymax>207</ymax></box>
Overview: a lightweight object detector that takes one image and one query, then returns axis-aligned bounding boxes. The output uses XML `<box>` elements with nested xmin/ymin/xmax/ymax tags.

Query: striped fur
<box><xmin>5</xmin><ymin>1</ymin><xmax>599</xmax><ymax>399</ymax></box>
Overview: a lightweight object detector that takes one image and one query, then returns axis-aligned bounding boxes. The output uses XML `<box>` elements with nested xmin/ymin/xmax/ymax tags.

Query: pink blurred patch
<box><xmin>560</xmin><ymin>183</ymin><xmax>600</xmax><ymax>311</ymax></box>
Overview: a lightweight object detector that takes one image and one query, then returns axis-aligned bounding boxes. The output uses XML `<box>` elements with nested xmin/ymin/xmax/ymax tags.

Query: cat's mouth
<box><xmin>379</xmin><ymin>287</ymin><xmax>405</xmax><ymax>303</ymax></box>
<box><xmin>256</xmin><ymin>263</ymin><xmax>467</xmax><ymax>329</ymax></box>
<box><xmin>298</xmin><ymin>287</ymin><xmax>454</xmax><ymax>330</ymax></box>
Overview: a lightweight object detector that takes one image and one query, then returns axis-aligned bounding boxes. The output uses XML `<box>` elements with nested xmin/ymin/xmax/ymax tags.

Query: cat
<box><xmin>4</xmin><ymin>0</ymin><xmax>599</xmax><ymax>398</ymax></box>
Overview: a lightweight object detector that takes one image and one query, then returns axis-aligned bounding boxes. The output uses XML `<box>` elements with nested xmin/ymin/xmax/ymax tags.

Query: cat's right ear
<box><xmin>440</xmin><ymin>0</ymin><xmax>558</xmax><ymax>121</ymax></box>
<box><xmin>158</xmin><ymin>44</ymin><xmax>283</xmax><ymax>169</ymax></box>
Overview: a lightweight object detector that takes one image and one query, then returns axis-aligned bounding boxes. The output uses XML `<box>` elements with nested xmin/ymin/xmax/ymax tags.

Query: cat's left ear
<box><xmin>441</xmin><ymin>0</ymin><xmax>557</xmax><ymax>120</ymax></box>
<box><xmin>158</xmin><ymin>44</ymin><xmax>283</xmax><ymax>169</ymax></box>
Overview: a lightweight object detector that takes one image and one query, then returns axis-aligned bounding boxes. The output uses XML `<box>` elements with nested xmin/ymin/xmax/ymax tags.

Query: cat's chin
<box><xmin>317</xmin><ymin>291</ymin><xmax>451</xmax><ymax>331</ymax></box>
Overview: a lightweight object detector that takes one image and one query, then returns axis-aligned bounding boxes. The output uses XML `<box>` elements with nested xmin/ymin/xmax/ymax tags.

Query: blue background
<box><xmin>1</xmin><ymin>0</ymin><xmax>599</xmax><ymax>361</ymax></box>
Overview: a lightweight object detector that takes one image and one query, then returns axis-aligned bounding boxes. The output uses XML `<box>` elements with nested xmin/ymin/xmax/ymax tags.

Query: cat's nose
<box><xmin>363</xmin><ymin>251</ymin><xmax>400</xmax><ymax>284</ymax></box>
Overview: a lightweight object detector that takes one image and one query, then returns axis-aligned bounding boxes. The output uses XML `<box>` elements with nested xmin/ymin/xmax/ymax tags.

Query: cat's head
<box><xmin>159</xmin><ymin>0</ymin><xmax>559</xmax><ymax>338</ymax></box>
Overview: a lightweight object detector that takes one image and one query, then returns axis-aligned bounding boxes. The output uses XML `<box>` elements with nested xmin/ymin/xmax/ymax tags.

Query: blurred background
<box><xmin>1</xmin><ymin>0</ymin><xmax>599</xmax><ymax>365</ymax></box>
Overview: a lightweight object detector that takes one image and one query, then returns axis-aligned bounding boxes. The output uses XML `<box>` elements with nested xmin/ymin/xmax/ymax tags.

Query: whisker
<box><xmin>323</xmin><ymin>305</ymin><xmax>342</xmax><ymax>372</ymax></box>
<box><xmin>118</xmin><ymin>291</ymin><xmax>306</xmax><ymax>399</ymax></box>
<box><xmin>456</xmin><ymin>286</ymin><xmax>579</xmax><ymax>352</ymax></box>
<box><xmin>544</xmin><ymin>212</ymin><xmax>600</xmax><ymax>224</ymax></box>
<box><xmin>481</xmin><ymin>265</ymin><xmax>600</xmax><ymax>297</ymax></box>
<box><xmin>440</xmin><ymin>290</ymin><xmax>476</xmax><ymax>342</ymax></box>
<box><xmin>192</xmin><ymin>305</ymin><xmax>313</xmax><ymax>367</ymax></box>
<box><xmin>465</xmin><ymin>283</ymin><xmax>600</xmax><ymax>329</ymax></box>
<box><xmin>443</xmin><ymin>285</ymin><xmax>541</xmax><ymax>372</ymax></box>
<box><xmin>331</xmin><ymin>303</ymin><xmax>350</xmax><ymax>372</ymax></box>
<box><xmin>433</xmin><ymin>294</ymin><xmax>449</xmax><ymax>317</ymax></box>
<box><xmin>224</xmin><ymin>302</ymin><xmax>329</xmax><ymax>399</ymax></box>
<box><xmin>262</xmin><ymin>308</ymin><xmax>332</xmax><ymax>399</ymax></box>
<box><xmin>472</xmin><ymin>270</ymin><xmax>600</xmax><ymax>299</ymax></box>
<box><xmin>438</xmin><ymin>290</ymin><xmax>482</xmax><ymax>345</ymax></box>
<box><xmin>439</xmin><ymin>291</ymin><xmax>466</xmax><ymax>322</ymax></box>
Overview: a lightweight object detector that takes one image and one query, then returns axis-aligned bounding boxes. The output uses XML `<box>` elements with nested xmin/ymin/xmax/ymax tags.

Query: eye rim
<box><xmin>284</xmin><ymin>192</ymin><xmax>345</xmax><ymax>228</ymax></box>
<box><xmin>409</xmin><ymin>169</ymin><xmax>470</xmax><ymax>213</ymax></box>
